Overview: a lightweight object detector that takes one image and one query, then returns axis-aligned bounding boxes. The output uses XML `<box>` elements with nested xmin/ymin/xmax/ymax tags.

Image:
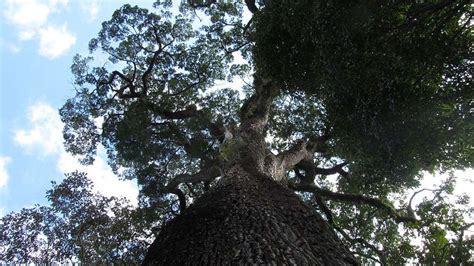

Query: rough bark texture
<box><xmin>143</xmin><ymin>165</ymin><xmax>358</xmax><ymax>265</ymax></box>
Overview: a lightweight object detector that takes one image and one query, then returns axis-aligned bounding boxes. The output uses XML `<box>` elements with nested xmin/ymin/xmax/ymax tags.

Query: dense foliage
<box><xmin>1</xmin><ymin>0</ymin><xmax>472</xmax><ymax>263</ymax></box>
<box><xmin>257</xmin><ymin>0</ymin><xmax>473</xmax><ymax>193</ymax></box>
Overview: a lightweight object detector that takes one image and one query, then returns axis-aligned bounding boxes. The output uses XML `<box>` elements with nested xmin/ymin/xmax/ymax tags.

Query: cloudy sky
<box><xmin>0</xmin><ymin>0</ymin><xmax>472</xmax><ymax>220</ymax></box>
<box><xmin>0</xmin><ymin>0</ymin><xmax>160</xmax><ymax>216</ymax></box>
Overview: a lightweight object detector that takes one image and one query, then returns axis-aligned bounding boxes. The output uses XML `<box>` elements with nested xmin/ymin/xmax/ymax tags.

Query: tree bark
<box><xmin>143</xmin><ymin>164</ymin><xmax>358</xmax><ymax>265</ymax></box>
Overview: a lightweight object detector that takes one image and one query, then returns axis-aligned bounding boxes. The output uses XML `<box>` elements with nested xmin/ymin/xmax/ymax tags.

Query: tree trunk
<box><xmin>143</xmin><ymin>164</ymin><xmax>358</xmax><ymax>265</ymax></box>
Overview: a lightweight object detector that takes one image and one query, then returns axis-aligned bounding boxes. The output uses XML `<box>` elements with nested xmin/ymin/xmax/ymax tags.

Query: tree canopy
<box><xmin>1</xmin><ymin>0</ymin><xmax>473</xmax><ymax>264</ymax></box>
<box><xmin>256</xmin><ymin>0</ymin><xmax>473</xmax><ymax>192</ymax></box>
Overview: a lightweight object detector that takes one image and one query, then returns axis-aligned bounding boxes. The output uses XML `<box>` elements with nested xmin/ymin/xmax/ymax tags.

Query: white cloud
<box><xmin>3</xmin><ymin>0</ymin><xmax>75</xmax><ymax>59</ymax></box>
<box><xmin>18</xmin><ymin>30</ymin><xmax>36</xmax><ymax>41</ymax></box>
<box><xmin>0</xmin><ymin>156</ymin><xmax>12</xmax><ymax>189</ymax></box>
<box><xmin>38</xmin><ymin>24</ymin><xmax>76</xmax><ymax>60</ymax></box>
<box><xmin>4</xmin><ymin>0</ymin><xmax>51</xmax><ymax>39</ymax></box>
<box><xmin>14</xmin><ymin>102</ymin><xmax>63</xmax><ymax>155</ymax></box>
<box><xmin>14</xmin><ymin>102</ymin><xmax>138</xmax><ymax>205</ymax></box>
<box><xmin>80</xmin><ymin>0</ymin><xmax>99</xmax><ymax>22</ymax></box>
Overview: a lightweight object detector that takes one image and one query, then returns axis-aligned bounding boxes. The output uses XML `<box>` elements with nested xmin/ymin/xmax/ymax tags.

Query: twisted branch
<box><xmin>163</xmin><ymin>165</ymin><xmax>221</xmax><ymax>213</ymax></box>
<box><xmin>277</xmin><ymin>135</ymin><xmax>330</xmax><ymax>174</ymax></box>
<box><xmin>291</xmin><ymin>182</ymin><xmax>418</xmax><ymax>223</ymax></box>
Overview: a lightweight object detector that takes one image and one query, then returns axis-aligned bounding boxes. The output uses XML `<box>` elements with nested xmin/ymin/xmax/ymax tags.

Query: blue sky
<box><xmin>0</xmin><ymin>0</ymin><xmax>160</xmax><ymax>216</ymax></box>
<box><xmin>0</xmin><ymin>0</ymin><xmax>472</xmax><ymax>220</ymax></box>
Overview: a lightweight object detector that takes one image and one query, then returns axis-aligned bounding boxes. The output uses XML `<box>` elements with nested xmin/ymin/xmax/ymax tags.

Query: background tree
<box><xmin>4</xmin><ymin>0</ymin><xmax>471</xmax><ymax>264</ymax></box>
<box><xmin>0</xmin><ymin>172</ymin><xmax>156</xmax><ymax>264</ymax></box>
<box><xmin>1</xmin><ymin>206</ymin><xmax>61</xmax><ymax>264</ymax></box>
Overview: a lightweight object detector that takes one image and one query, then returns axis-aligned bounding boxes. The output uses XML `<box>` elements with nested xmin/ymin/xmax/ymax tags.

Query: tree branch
<box><xmin>164</xmin><ymin>165</ymin><xmax>221</xmax><ymax>192</ymax></box>
<box><xmin>98</xmin><ymin>38</ymin><xmax>174</xmax><ymax>99</ymax></box>
<box><xmin>170</xmin><ymin>188</ymin><xmax>187</xmax><ymax>213</ymax></box>
<box><xmin>164</xmin><ymin>165</ymin><xmax>221</xmax><ymax>213</ymax></box>
<box><xmin>141</xmin><ymin>46</ymin><xmax>163</xmax><ymax>96</ymax></box>
<box><xmin>452</xmin><ymin>221</ymin><xmax>474</xmax><ymax>264</ymax></box>
<box><xmin>239</xmin><ymin>75</ymin><xmax>278</xmax><ymax>132</ymax></box>
<box><xmin>98</xmin><ymin>70</ymin><xmax>141</xmax><ymax>99</ymax></box>
<box><xmin>279</xmin><ymin>140</ymin><xmax>312</xmax><ymax>170</ymax></box>
<box><xmin>291</xmin><ymin>182</ymin><xmax>418</xmax><ymax>223</ymax></box>
<box><xmin>155</xmin><ymin>104</ymin><xmax>203</xmax><ymax>120</ymax></box>
<box><xmin>406</xmin><ymin>0</ymin><xmax>457</xmax><ymax>18</ymax></box>
<box><xmin>294</xmin><ymin>160</ymin><xmax>349</xmax><ymax>185</ymax></box>
<box><xmin>147</xmin><ymin>102</ymin><xmax>225</xmax><ymax>143</ymax></box>
<box><xmin>352</xmin><ymin>251</ymin><xmax>382</xmax><ymax>265</ymax></box>
<box><xmin>397</xmin><ymin>0</ymin><xmax>468</xmax><ymax>31</ymax></box>
<box><xmin>334</xmin><ymin>225</ymin><xmax>385</xmax><ymax>265</ymax></box>
<box><xmin>313</xmin><ymin>194</ymin><xmax>333</xmax><ymax>224</ymax></box>
<box><xmin>277</xmin><ymin>135</ymin><xmax>330</xmax><ymax>174</ymax></box>
<box><xmin>460</xmin><ymin>222</ymin><xmax>474</xmax><ymax>231</ymax></box>
<box><xmin>294</xmin><ymin>159</ymin><xmax>316</xmax><ymax>184</ymax></box>
<box><xmin>244</xmin><ymin>0</ymin><xmax>258</xmax><ymax>13</ymax></box>
<box><xmin>312</xmin><ymin>193</ymin><xmax>386</xmax><ymax>264</ymax></box>
<box><xmin>224</xmin><ymin>41</ymin><xmax>251</xmax><ymax>55</ymax></box>
<box><xmin>407</xmin><ymin>187</ymin><xmax>443</xmax><ymax>217</ymax></box>
<box><xmin>167</xmin><ymin>77</ymin><xmax>205</xmax><ymax>97</ymax></box>
<box><xmin>314</xmin><ymin>162</ymin><xmax>349</xmax><ymax>176</ymax></box>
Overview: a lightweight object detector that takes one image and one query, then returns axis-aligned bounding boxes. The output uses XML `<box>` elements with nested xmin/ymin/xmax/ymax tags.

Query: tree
<box><xmin>54</xmin><ymin>0</ymin><xmax>473</xmax><ymax>264</ymax></box>
<box><xmin>0</xmin><ymin>172</ymin><xmax>154</xmax><ymax>264</ymax></box>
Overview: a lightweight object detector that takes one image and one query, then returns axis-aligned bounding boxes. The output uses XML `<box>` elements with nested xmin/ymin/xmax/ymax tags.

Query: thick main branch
<box><xmin>275</xmin><ymin>135</ymin><xmax>331</xmax><ymax>180</ymax></box>
<box><xmin>147</xmin><ymin>103</ymin><xmax>225</xmax><ymax>142</ymax></box>
<box><xmin>164</xmin><ymin>165</ymin><xmax>221</xmax><ymax>192</ymax></box>
<box><xmin>279</xmin><ymin>139</ymin><xmax>328</xmax><ymax>169</ymax></box>
<box><xmin>245</xmin><ymin>0</ymin><xmax>258</xmax><ymax>13</ymax></box>
<box><xmin>239</xmin><ymin>76</ymin><xmax>278</xmax><ymax>133</ymax></box>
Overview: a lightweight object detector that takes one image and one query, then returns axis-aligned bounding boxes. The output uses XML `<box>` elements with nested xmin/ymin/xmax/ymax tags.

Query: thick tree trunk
<box><xmin>143</xmin><ymin>165</ymin><xmax>358</xmax><ymax>265</ymax></box>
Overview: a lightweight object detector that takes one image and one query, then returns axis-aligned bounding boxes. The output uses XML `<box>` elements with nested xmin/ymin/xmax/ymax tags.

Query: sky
<box><xmin>0</xmin><ymin>0</ymin><xmax>472</xmax><ymax>224</ymax></box>
<box><xmin>0</xmin><ymin>0</ymin><xmax>160</xmax><ymax>217</ymax></box>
